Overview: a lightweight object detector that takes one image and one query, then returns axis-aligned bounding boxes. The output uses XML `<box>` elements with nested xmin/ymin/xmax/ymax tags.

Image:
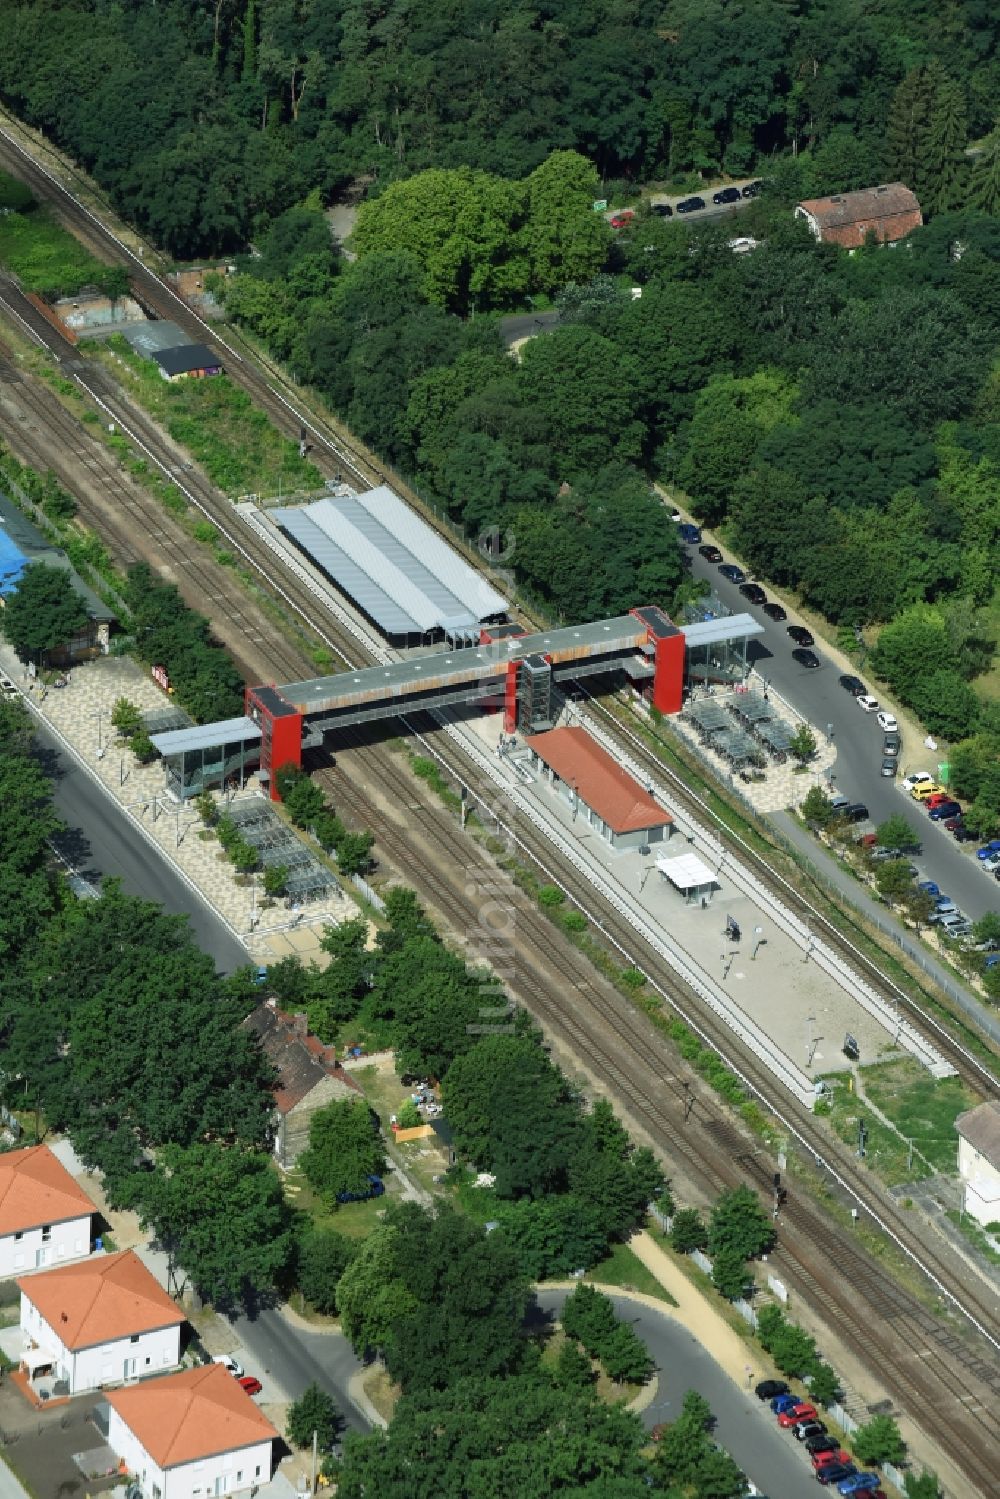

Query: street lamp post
<box><xmin>751</xmin><ymin>925</ymin><xmax>764</xmax><ymax>960</ymax></box>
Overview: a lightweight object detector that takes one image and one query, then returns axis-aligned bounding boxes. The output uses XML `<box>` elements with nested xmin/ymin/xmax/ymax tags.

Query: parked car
<box><xmin>778</xmin><ymin>1403</ymin><xmax>818</xmax><ymax>1428</ymax></box>
<box><xmin>793</xmin><ymin>648</ymin><xmax>821</xmax><ymax>668</ymax></box>
<box><xmin>678</xmin><ymin>522</ymin><xmax>701</xmax><ymax>543</ymax></box>
<box><xmin>807</xmin><ymin>1435</ymin><xmax>845</xmax><ymax>1455</ymax></box>
<box><xmin>954</xmin><ymin>826</ymin><xmax>979</xmax><ymax>843</ymax></box>
<box><xmin>651</xmin><ymin>202</ymin><xmax>673</xmax><ymax>217</ymax></box>
<box><xmin>880</xmin><ymin>758</ymin><xmax>897</xmax><ymax>777</ymax></box>
<box><xmin>983</xmin><ymin>954</ymin><xmax>1000</xmax><ymax>970</ymax></box>
<box><xmin>882</xmin><ymin>734</ymin><xmax>901</xmax><ymax>757</ymax></box>
<box><xmin>788</xmin><ymin>625</ymin><xmax>814</xmax><ymax>647</ymax></box>
<box><xmin>977</xmin><ymin>840</ymin><xmax>1000</xmax><ymax>860</ymax></box>
<box><xmin>839</xmin><ymin>674</ymin><xmax>867</xmax><ymax>695</ymax></box>
<box><xmin>771</xmin><ymin>1393</ymin><xmax>801</xmax><ymax>1414</ymax></box>
<box><xmin>911</xmin><ymin>781</ymin><xmax>945</xmax><ymax>801</ymax></box>
<box><xmin>742</xmin><ymin>180</ymin><xmax>763</xmax><ymax>198</ymax></box>
<box><xmin>336</xmin><ymin>1175</ymin><xmax>385</xmax><ymax>1204</ymax></box>
<box><xmin>739</xmin><ymin>582</ymin><xmax>767</xmax><ymax>604</ymax></box>
<box><xmin>755</xmin><ymin>1380</ymin><xmax>790</xmax><ymax>1400</ymax></box>
<box><xmin>815</xmin><ymin>1464</ymin><xmax>857</xmax><ymax>1486</ymax></box>
<box><xmin>838</xmin><ymin>1476</ymin><xmax>881</xmax><ymax>1496</ymax></box>
<box><xmin>856</xmin><ymin>695</ymin><xmax>880</xmax><ymax>713</ymax></box>
<box><xmin>902</xmin><ymin>771</ymin><xmax>934</xmax><ymax>792</ymax></box>
<box><xmin>610</xmin><ymin>210</ymin><xmax>635</xmax><ymax>228</ymax></box>
<box><xmin>719</xmin><ymin>562</ymin><xmax>746</xmax><ymax>583</ymax></box>
<box><xmin>212</xmin><ymin>1355</ymin><xmax>244</xmax><ymax>1378</ymax></box>
<box><xmin>699</xmin><ymin>543</ymin><xmax>723</xmax><ymax>562</ymax></box>
<box><xmin>713</xmin><ymin>186</ymin><xmax>742</xmax><ymax>204</ymax></box>
<box><xmin>943</xmin><ymin>815</ymin><xmax>963</xmax><ymax>830</ymax></box>
<box><xmin>813</xmin><ymin>1451</ymin><xmax>853</xmax><ymax>1470</ymax></box>
<box><xmin>762</xmin><ymin>601</ymin><xmax>787</xmax><ymax>621</ymax></box>
<box><xmin>794</xmin><ymin>1420</ymin><xmax>827</xmax><ymax>1440</ymax></box>
<box><xmin>842</xmin><ymin>803</ymin><xmax>870</xmax><ymax>824</ymax></box>
<box><xmin>237</xmin><ymin>1375</ymin><xmax>262</xmax><ymax>1396</ymax></box>
<box><xmin>677</xmin><ymin>196</ymin><xmax>706</xmax><ymax>213</ymax></box>
<box><xmin>926</xmin><ymin>791</ymin><xmax>955</xmax><ymax>809</ymax></box>
<box><xmin>917</xmin><ymin>880</ymin><xmax>940</xmax><ymax>896</ymax></box>
<box><xmin>876</xmin><ymin>711</ymin><xmax>898</xmax><ymax>733</ymax></box>
<box><xmin>929</xmin><ymin>801</ymin><xmax>962</xmax><ymax>821</ymax></box>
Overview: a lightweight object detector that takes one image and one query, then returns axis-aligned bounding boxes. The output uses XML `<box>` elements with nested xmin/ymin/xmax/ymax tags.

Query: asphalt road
<box><xmin>534</xmin><ymin>1290</ymin><xmax>817</xmax><ymax>1497</ymax></box>
<box><xmin>231</xmin><ymin>1306</ymin><xmax>370</xmax><ymax>1436</ymax></box>
<box><xmin>681</xmin><ymin>539</ymin><xmax>1000</xmax><ymax>924</ymax></box>
<box><xmin>34</xmin><ymin>720</ymin><xmax>249</xmax><ymax>972</ymax></box>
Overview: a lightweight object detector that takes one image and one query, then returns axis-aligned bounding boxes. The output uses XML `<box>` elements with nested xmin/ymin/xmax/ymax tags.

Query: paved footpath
<box><xmin>0</xmin><ymin>1459</ymin><xmax>29</xmax><ymax>1499</ymax></box>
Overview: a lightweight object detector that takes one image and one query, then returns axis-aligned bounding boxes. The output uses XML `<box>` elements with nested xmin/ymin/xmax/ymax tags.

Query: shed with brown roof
<box><xmin>242</xmin><ymin>1001</ymin><xmax>361</xmax><ymax>1168</ymax></box>
<box><xmin>525</xmin><ymin>726</ymin><xmax>673</xmax><ymax>850</ymax></box>
<box><xmin>107</xmin><ymin>1364</ymin><xmax>277</xmax><ymax>1498</ymax></box>
<box><xmin>795</xmin><ymin>184</ymin><xmax>922</xmax><ymax>249</ymax></box>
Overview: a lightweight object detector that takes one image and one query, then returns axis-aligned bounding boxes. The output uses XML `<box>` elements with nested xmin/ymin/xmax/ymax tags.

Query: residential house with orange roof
<box><xmin>106</xmin><ymin>1363</ymin><xmax>278</xmax><ymax>1498</ymax></box>
<box><xmin>0</xmin><ymin>1144</ymin><xmax>96</xmax><ymax>1279</ymax></box>
<box><xmin>18</xmin><ymin>1249</ymin><xmax>185</xmax><ymax>1394</ymax></box>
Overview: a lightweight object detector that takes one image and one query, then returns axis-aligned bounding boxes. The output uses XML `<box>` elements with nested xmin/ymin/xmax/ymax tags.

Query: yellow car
<box><xmin>911</xmin><ymin>781</ymin><xmax>944</xmax><ymax>802</ymax></box>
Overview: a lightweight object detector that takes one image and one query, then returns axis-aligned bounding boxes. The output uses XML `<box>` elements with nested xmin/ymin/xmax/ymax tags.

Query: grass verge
<box><xmin>0</xmin><ymin>191</ymin><xmax>112</xmax><ymax>298</ymax></box>
<box><xmin>584</xmin><ymin>1242</ymin><xmax>678</xmax><ymax>1305</ymax></box>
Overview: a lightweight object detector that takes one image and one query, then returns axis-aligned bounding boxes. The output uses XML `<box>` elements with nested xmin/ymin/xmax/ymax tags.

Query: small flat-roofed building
<box><xmin>271</xmin><ymin>485</ymin><xmax>507</xmax><ymax>643</ymax></box>
<box><xmin>18</xmin><ymin>1249</ymin><xmax>185</xmax><ymax>1393</ymax></box>
<box><xmin>0</xmin><ymin>1145</ymin><xmax>96</xmax><ymax>1279</ymax></box>
<box><xmin>149</xmin><ymin>715</ymin><xmax>262</xmax><ymax>799</ymax></box>
<box><xmin>151</xmin><ymin>343</ymin><xmax>224</xmax><ymax>380</ymax></box>
<box><xmin>123</xmin><ymin>321</ymin><xmax>193</xmax><ymax>358</ymax></box>
<box><xmin>525</xmin><ymin>725</ymin><xmax>673</xmax><ymax>850</ymax></box>
<box><xmin>794</xmin><ymin>184</ymin><xmax>922</xmax><ymax>249</ymax></box>
<box><xmin>107</xmin><ymin>1363</ymin><xmax>277</xmax><ymax>1498</ymax></box>
<box><xmin>956</xmin><ymin>1100</ymin><xmax>1000</xmax><ymax>1227</ymax></box>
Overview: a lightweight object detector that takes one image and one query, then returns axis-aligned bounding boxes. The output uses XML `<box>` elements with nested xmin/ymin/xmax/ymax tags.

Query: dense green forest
<box><xmin>3</xmin><ymin>0</ymin><xmax>1000</xmax><ymax>256</ymax></box>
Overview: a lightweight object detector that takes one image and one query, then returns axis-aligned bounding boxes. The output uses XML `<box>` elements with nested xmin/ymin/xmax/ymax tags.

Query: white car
<box><xmin>857</xmin><ymin>695</ymin><xmax>880</xmax><ymax>713</ymax></box>
<box><xmin>902</xmin><ymin>771</ymin><xmax>933</xmax><ymax>792</ymax></box>
<box><xmin>212</xmin><ymin>1355</ymin><xmax>244</xmax><ymax>1378</ymax></box>
<box><xmin>876</xmin><ymin>712</ymin><xmax>898</xmax><ymax>733</ymax></box>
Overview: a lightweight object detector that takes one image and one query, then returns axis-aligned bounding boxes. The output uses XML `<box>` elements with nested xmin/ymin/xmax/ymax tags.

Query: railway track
<box><xmin>0</xmin><ymin>134</ymin><xmax>998</xmax><ymax>1487</ymax></box>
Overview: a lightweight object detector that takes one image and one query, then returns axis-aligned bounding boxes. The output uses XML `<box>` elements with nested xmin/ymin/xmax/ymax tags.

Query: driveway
<box><xmin>534</xmin><ymin>1289</ymin><xmax>816</xmax><ymax>1497</ymax></box>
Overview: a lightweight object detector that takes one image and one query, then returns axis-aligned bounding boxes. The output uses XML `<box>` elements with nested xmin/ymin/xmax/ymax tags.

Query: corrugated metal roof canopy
<box><xmin>682</xmin><ymin>613</ymin><xmax>764</xmax><ymax>648</ymax></box>
<box><xmin>150</xmin><ymin>717</ymin><xmax>261</xmax><ymax>756</ymax></box>
<box><xmin>273</xmin><ymin>486</ymin><xmax>506</xmax><ymax>636</ymax></box>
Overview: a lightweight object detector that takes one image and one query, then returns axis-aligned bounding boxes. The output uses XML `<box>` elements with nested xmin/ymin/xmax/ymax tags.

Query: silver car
<box><xmin>880</xmin><ymin>758</ymin><xmax>898</xmax><ymax>777</ymax></box>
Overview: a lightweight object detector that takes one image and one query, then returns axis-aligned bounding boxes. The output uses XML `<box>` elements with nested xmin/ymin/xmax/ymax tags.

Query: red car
<box><xmin>778</xmin><ymin>1402</ymin><xmax>817</xmax><ymax>1427</ymax></box>
<box><xmin>926</xmin><ymin>792</ymin><xmax>954</xmax><ymax>809</ymax></box>
<box><xmin>237</xmin><ymin>1375</ymin><xmax>262</xmax><ymax>1396</ymax></box>
<box><xmin>812</xmin><ymin>1450</ymin><xmax>852</xmax><ymax>1470</ymax></box>
<box><xmin>610</xmin><ymin>210</ymin><xmax>635</xmax><ymax>228</ymax></box>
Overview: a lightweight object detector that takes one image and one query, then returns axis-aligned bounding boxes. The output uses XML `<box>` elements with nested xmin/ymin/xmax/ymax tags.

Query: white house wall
<box><xmin>108</xmin><ymin>1409</ymin><xmax>273</xmax><ymax>1499</ymax></box>
<box><xmin>958</xmin><ymin>1136</ymin><xmax>1000</xmax><ymax>1227</ymax></box>
<box><xmin>20</xmin><ymin>1294</ymin><xmax>180</xmax><ymax>1393</ymax></box>
<box><xmin>0</xmin><ymin>1215</ymin><xmax>91</xmax><ymax>1279</ymax></box>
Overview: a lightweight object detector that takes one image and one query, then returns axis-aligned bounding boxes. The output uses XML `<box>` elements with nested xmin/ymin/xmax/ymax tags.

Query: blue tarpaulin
<box><xmin>0</xmin><ymin>526</ymin><xmax>28</xmax><ymax>596</ymax></box>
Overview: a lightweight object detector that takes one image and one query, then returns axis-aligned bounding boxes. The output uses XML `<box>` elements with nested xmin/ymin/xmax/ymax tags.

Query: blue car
<box><xmin>678</xmin><ymin>522</ymin><xmax>701</xmax><ymax>544</ymax></box>
<box><xmin>929</xmin><ymin>801</ymin><xmax>962</xmax><ymax>821</ymax></box>
<box><xmin>336</xmin><ymin>1175</ymin><xmax>385</xmax><ymax>1205</ymax></box>
<box><xmin>770</xmin><ymin>1393</ymin><xmax>800</xmax><ymax>1414</ymax></box>
<box><xmin>917</xmin><ymin>880</ymin><xmax>939</xmax><ymax>896</ymax></box>
<box><xmin>977</xmin><ymin>840</ymin><xmax>1000</xmax><ymax>861</ymax></box>
<box><xmin>984</xmin><ymin>954</ymin><xmax>1000</xmax><ymax>970</ymax></box>
<box><xmin>838</xmin><ymin>1476</ymin><xmax>881</xmax><ymax>1496</ymax></box>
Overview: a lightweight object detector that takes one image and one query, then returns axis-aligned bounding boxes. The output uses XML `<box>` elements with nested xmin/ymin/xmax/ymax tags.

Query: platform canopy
<box><xmin>273</xmin><ymin>485</ymin><xmax>507</xmax><ymax>637</ymax></box>
<box><xmin>656</xmin><ymin>852</ymin><xmax>718</xmax><ymax>894</ymax></box>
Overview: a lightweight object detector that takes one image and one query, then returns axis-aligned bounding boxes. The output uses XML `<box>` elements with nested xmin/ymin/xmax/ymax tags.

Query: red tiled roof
<box><xmin>525</xmin><ymin>727</ymin><xmax>672</xmax><ymax>835</ymax></box>
<box><xmin>107</xmin><ymin>1363</ymin><xmax>278</xmax><ymax>1468</ymax></box>
<box><xmin>18</xmin><ymin>1250</ymin><xmax>184</xmax><ymax>1349</ymax></box>
<box><xmin>242</xmin><ymin>1003</ymin><xmax>359</xmax><ymax>1114</ymax></box>
<box><xmin>0</xmin><ymin>1146</ymin><xmax>95</xmax><ymax>1236</ymax></box>
<box><xmin>797</xmin><ymin>184</ymin><xmax>922</xmax><ymax>247</ymax></box>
